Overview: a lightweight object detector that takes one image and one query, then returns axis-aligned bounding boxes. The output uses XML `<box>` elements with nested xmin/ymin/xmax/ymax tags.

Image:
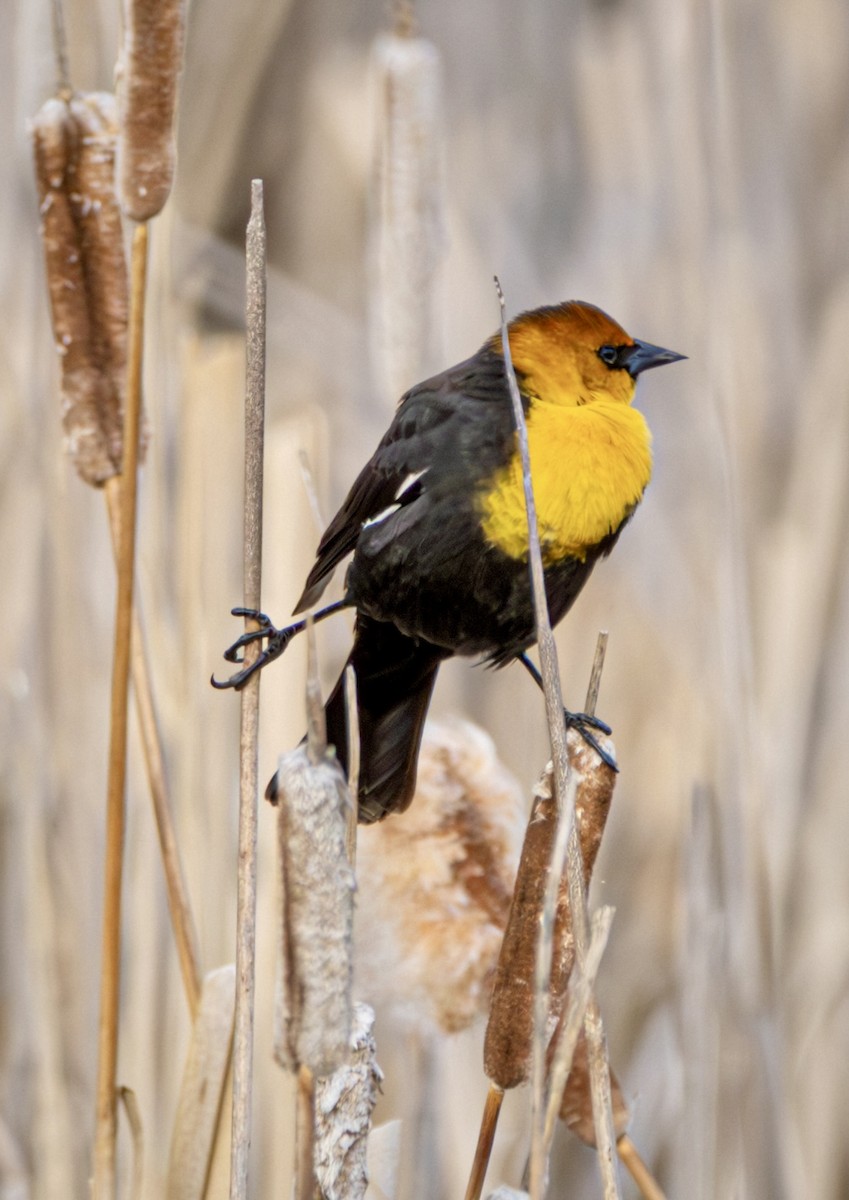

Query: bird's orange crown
<box><xmin>491</xmin><ymin>301</ymin><xmax>638</xmax><ymax>408</ymax></box>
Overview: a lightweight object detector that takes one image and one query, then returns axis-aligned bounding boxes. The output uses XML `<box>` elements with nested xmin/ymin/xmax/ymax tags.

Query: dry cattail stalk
<box><xmin>118</xmin><ymin>0</ymin><xmax>187</xmax><ymax>221</ymax></box>
<box><xmin>557</xmin><ymin>1033</ymin><xmax>629</xmax><ymax>1147</ymax></box>
<box><xmin>483</xmin><ymin>732</ymin><xmax>616</xmax><ymax>1090</ymax></box>
<box><xmin>167</xmin><ymin>965</ymin><xmax>236</xmax><ymax>1199</ymax></box>
<box><xmin>273</xmin><ymin>742</ymin><xmax>355</xmax><ymax>1076</ymax></box>
<box><xmin>314</xmin><ymin>1002</ymin><xmax>383</xmax><ymax>1200</ymax></box>
<box><xmin>370</xmin><ymin>25</ymin><xmax>444</xmax><ymax>406</ymax></box>
<box><xmin>355</xmin><ymin>719</ymin><xmax>524</xmax><ymax>1033</ymax></box>
<box><xmin>32</xmin><ymin>92</ymin><xmax>130</xmax><ymax>485</ymax></box>
<box><xmin>117</xmin><ymin>1087</ymin><xmax>144</xmax><ymax>1200</ymax></box>
<box><xmin>229</xmin><ymin>179</ymin><xmax>266</xmax><ymax>1198</ymax></box>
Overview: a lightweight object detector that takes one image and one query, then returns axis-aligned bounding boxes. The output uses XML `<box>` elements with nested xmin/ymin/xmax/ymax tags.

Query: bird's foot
<box><xmin>211</xmin><ymin>608</ymin><xmax>299</xmax><ymax>690</ymax></box>
<box><xmin>563</xmin><ymin>709</ymin><xmax>618</xmax><ymax>772</ymax></box>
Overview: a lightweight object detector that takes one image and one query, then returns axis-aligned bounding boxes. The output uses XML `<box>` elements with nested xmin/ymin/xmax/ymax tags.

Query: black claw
<box><xmin>564</xmin><ymin>709</ymin><xmax>612</xmax><ymax>737</ymax></box>
<box><xmin>212</xmin><ymin>610</ymin><xmax>299</xmax><ymax>690</ymax></box>
<box><xmin>563</xmin><ymin>710</ymin><xmax>618</xmax><ymax>772</ymax></box>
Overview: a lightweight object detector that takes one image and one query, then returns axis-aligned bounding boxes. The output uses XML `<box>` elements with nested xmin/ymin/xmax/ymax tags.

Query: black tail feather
<box><xmin>324</xmin><ymin>614</ymin><xmax>447</xmax><ymax>823</ymax></box>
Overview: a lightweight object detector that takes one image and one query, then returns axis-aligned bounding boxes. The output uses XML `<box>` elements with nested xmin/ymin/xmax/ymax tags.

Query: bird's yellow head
<box><xmin>491</xmin><ymin>301</ymin><xmax>684</xmax><ymax>409</ymax></box>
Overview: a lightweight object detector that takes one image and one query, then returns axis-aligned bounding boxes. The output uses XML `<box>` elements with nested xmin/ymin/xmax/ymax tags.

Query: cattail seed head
<box><xmin>356</xmin><ymin>720</ymin><xmax>523</xmax><ymax>1033</ymax></box>
<box><xmin>484</xmin><ymin>732</ymin><xmax>616</xmax><ymax>1089</ymax></box>
<box><xmin>118</xmin><ymin>0</ymin><xmax>187</xmax><ymax>221</ymax></box>
<box><xmin>314</xmin><ymin>1002</ymin><xmax>383</xmax><ymax>1200</ymax></box>
<box><xmin>32</xmin><ymin>93</ymin><xmax>134</xmax><ymax>486</ymax></box>
<box><xmin>274</xmin><ymin>744</ymin><xmax>355</xmax><ymax>1077</ymax></box>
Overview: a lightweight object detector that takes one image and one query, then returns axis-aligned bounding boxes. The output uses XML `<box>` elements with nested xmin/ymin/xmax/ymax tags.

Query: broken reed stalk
<box><xmin>229</xmin><ymin>180</ymin><xmax>266</xmax><ymax>1200</ymax></box>
<box><xmin>616</xmin><ymin>1137</ymin><xmax>668</xmax><ymax>1200</ymax></box>
<box><xmin>542</xmin><ymin>905</ymin><xmax>614</xmax><ymax>1145</ymax></box>
<box><xmin>118</xmin><ymin>1086</ymin><xmax>144</xmax><ymax>1200</ymax></box>
<box><xmin>495</xmin><ymin>279</ymin><xmax>620</xmax><ymax>1200</ymax></box>
<box><xmin>104</xmin><ymin>481</ymin><xmax>202</xmax><ymax>1016</ymax></box>
<box><xmin>93</xmin><ymin>221</ymin><xmax>148</xmax><ymax>1200</ymax></box>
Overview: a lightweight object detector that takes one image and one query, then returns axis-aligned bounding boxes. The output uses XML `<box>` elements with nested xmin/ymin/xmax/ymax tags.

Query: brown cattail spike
<box><xmin>483</xmin><ymin>731</ymin><xmax>616</xmax><ymax>1090</ymax></box>
<box><xmin>32</xmin><ymin>93</ymin><xmax>132</xmax><ymax>486</ymax></box>
<box><xmin>119</xmin><ymin>0</ymin><xmax>187</xmax><ymax>221</ymax></box>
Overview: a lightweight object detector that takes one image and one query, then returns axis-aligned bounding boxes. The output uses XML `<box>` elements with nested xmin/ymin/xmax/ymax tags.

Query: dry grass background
<box><xmin>3</xmin><ymin>0</ymin><xmax>849</xmax><ymax>1195</ymax></box>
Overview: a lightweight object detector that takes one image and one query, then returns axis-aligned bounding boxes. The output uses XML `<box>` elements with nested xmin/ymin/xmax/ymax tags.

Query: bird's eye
<box><xmin>598</xmin><ymin>345</ymin><xmax>619</xmax><ymax>367</ymax></box>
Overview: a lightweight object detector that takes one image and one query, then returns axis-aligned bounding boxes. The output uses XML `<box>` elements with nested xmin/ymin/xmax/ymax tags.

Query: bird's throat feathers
<box><xmin>478</xmin><ymin>397</ymin><xmax>652</xmax><ymax>562</ymax></box>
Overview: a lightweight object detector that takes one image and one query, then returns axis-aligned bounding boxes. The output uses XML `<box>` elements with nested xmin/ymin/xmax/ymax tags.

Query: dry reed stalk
<box><xmin>313</xmin><ymin>1002</ymin><xmax>383</xmax><ymax>1200</ymax></box>
<box><xmin>104</xmin><ymin>482</ymin><xmax>202</xmax><ymax>1016</ymax></box>
<box><xmin>370</xmin><ymin>18</ymin><xmax>444</xmax><ymax>405</ymax></box>
<box><xmin>167</xmin><ymin>965</ymin><xmax>236</xmax><ymax>1200</ymax></box>
<box><xmin>493</xmin><ymin>281</ymin><xmax>621</xmax><ymax>1199</ymax></box>
<box><xmin>92</xmin><ymin>219</ymin><xmax>148</xmax><ymax>1200</ymax></box>
<box><xmin>118</xmin><ymin>0</ymin><xmax>186</xmax><ymax>221</ymax></box>
<box><xmin>34</xmin><ymin>86</ymin><xmax>200</xmax><ymax>1018</ymax></box>
<box><xmin>544</xmin><ymin>909</ymin><xmax>620</xmax><ymax>1145</ymax></box>
<box><xmin>464</xmin><ymin>1086</ymin><xmax>504</xmax><ymax>1200</ymax></box>
<box><xmin>118</xmin><ymin>1086</ymin><xmax>144</xmax><ymax>1200</ymax></box>
<box><xmin>229</xmin><ymin>180</ymin><xmax>266</xmax><ymax>1200</ymax></box>
<box><xmin>616</xmin><ymin>1137</ymin><xmax>668</xmax><ymax>1200</ymax></box>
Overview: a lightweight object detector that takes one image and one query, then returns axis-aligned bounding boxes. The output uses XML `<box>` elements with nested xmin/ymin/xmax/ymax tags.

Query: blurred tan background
<box><xmin>3</xmin><ymin>0</ymin><xmax>849</xmax><ymax>1196</ymax></box>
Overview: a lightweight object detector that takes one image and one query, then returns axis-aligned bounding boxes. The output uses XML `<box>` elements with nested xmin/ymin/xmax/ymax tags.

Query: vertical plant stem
<box><xmin>495</xmin><ymin>280</ymin><xmax>620</xmax><ymax>1200</ymax></box>
<box><xmin>344</xmin><ymin>664</ymin><xmax>359</xmax><ymax>864</ymax></box>
<box><xmin>118</xmin><ymin>1086</ymin><xmax>144</xmax><ymax>1200</ymax></box>
<box><xmin>295</xmin><ymin>1065</ymin><xmax>316</xmax><ymax>1200</ymax></box>
<box><xmin>104</xmin><ymin>482</ymin><xmax>202</xmax><ymax>1017</ymax></box>
<box><xmin>92</xmin><ymin>220</ymin><xmax>148</xmax><ymax>1200</ymax></box>
<box><xmin>229</xmin><ymin>180</ymin><xmax>266</xmax><ymax>1198</ymax></box>
<box><xmin>617</xmin><ymin>1136</ymin><xmax>668</xmax><ymax>1200</ymax></box>
<box><xmin>49</xmin><ymin>0</ymin><xmax>71</xmax><ymax>95</ymax></box>
<box><xmin>464</xmin><ymin>1085</ymin><xmax>504</xmax><ymax>1200</ymax></box>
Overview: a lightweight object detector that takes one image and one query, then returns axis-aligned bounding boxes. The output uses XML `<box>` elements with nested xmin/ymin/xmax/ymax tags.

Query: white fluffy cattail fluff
<box><xmin>274</xmin><ymin>744</ymin><xmax>356</xmax><ymax>1076</ymax></box>
<box><xmin>370</xmin><ymin>27</ymin><xmax>445</xmax><ymax>408</ymax></box>
<box><xmin>355</xmin><ymin>720</ymin><xmax>524</xmax><ymax>1033</ymax></box>
<box><xmin>314</xmin><ymin>1002</ymin><xmax>383</xmax><ymax>1200</ymax></box>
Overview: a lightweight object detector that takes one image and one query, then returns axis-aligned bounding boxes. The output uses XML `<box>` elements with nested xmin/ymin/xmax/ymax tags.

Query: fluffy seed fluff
<box><xmin>355</xmin><ymin>718</ymin><xmax>524</xmax><ymax>1033</ymax></box>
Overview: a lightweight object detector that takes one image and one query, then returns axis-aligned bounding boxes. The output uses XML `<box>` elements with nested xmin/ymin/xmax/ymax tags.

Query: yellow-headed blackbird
<box><xmin>216</xmin><ymin>301</ymin><xmax>684</xmax><ymax>822</ymax></box>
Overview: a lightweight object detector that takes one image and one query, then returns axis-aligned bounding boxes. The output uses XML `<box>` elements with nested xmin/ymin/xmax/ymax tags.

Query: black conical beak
<box><xmin>625</xmin><ymin>339</ymin><xmax>687</xmax><ymax>378</ymax></box>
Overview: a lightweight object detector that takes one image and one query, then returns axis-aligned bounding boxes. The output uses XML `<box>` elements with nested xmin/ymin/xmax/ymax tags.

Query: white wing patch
<box><xmin>362</xmin><ymin>470</ymin><xmax>427</xmax><ymax>531</ymax></box>
<box><xmin>362</xmin><ymin>503</ymin><xmax>401</xmax><ymax>530</ymax></box>
<box><xmin>394</xmin><ymin>469</ymin><xmax>427</xmax><ymax>501</ymax></box>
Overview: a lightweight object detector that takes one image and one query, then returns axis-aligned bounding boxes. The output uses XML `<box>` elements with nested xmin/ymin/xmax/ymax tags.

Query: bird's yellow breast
<box><xmin>477</xmin><ymin>398</ymin><xmax>652</xmax><ymax>562</ymax></box>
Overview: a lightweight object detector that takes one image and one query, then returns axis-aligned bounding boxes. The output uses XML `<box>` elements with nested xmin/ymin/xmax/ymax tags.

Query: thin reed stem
<box><xmin>92</xmin><ymin>220</ymin><xmax>148</xmax><ymax>1200</ymax></box>
<box><xmin>118</xmin><ymin>1086</ymin><xmax>144</xmax><ymax>1200</ymax></box>
<box><xmin>104</xmin><ymin>482</ymin><xmax>202</xmax><ymax>1017</ymax></box>
<box><xmin>464</xmin><ymin>1085</ymin><xmax>504</xmax><ymax>1200</ymax></box>
<box><xmin>295</xmin><ymin>1065</ymin><xmax>316</xmax><ymax>1200</ymax></box>
<box><xmin>495</xmin><ymin>280</ymin><xmax>620</xmax><ymax>1200</ymax></box>
<box><xmin>229</xmin><ymin>179</ymin><xmax>266</xmax><ymax>1199</ymax></box>
<box><xmin>49</xmin><ymin>0</ymin><xmax>71</xmax><ymax>95</ymax></box>
<box><xmin>617</xmin><ymin>1136</ymin><xmax>668</xmax><ymax>1200</ymax></box>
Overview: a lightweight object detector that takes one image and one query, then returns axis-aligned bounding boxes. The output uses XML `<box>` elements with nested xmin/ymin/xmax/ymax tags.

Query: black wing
<box><xmin>294</xmin><ymin>348</ymin><xmax>512</xmax><ymax>612</ymax></box>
